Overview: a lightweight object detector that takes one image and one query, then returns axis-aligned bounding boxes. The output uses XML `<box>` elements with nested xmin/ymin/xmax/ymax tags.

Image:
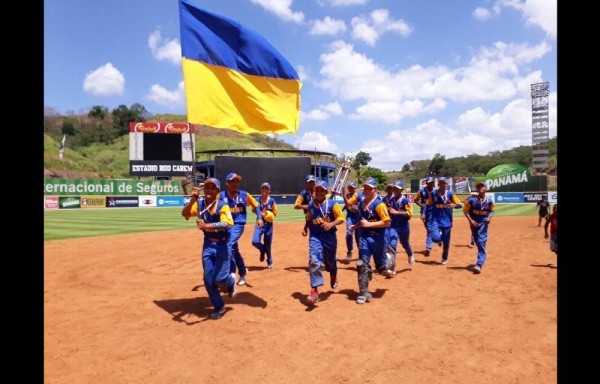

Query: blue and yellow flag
<box><xmin>179</xmin><ymin>0</ymin><xmax>302</xmax><ymax>135</ymax></box>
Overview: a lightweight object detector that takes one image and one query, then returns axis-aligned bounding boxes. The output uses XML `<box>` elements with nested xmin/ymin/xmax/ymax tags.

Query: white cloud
<box><xmin>295</xmin><ymin>131</ymin><xmax>340</xmax><ymax>153</ymax></box>
<box><xmin>146</xmin><ymin>81</ymin><xmax>186</xmax><ymax>108</ymax></box>
<box><xmin>296</xmin><ymin>65</ymin><xmax>309</xmax><ymax>82</ymax></box>
<box><xmin>317</xmin><ymin>40</ymin><xmax>551</xmax><ymax>122</ymax></box>
<box><xmin>82</xmin><ymin>63</ymin><xmax>125</xmax><ymax>96</ymax></box>
<box><xmin>351</xmin><ymin>9</ymin><xmax>412</xmax><ymax>46</ymax></box>
<box><xmin>250</xmin><ymin>0</ymin><xmax>304</xmax><ymax>24</ymax></box>
<box><xmin>328</xmin><ymin>0</ymin><xmax>369</xmax><ymax>6</ymax></box>
<box><xmin>355</xmin><ymin>91</ymin><xmax>556</xmax><ymax>171</ymax></box>
<box><xmin>474</xmin><ymin>0</ymin><xmax>556</xmax><ymax>39</ymax></box>
<box><xmin>473</xmin><ymin>7</ymin><xmax>492</xmax><ymax>20</ymax></box>
<box><xmin>148</xmin><ymin>29</ymin><xmax>181</xmax><ymax>65</ymax></box>
<box><xmin>310</xmin><ymin>16</ymin><xmax>347</xmax><ymax>36</ymax></box>
<box><xmin>302</xmin><ymin>101</ymin><xmax>343</xmax><ymax>120</ymax></box>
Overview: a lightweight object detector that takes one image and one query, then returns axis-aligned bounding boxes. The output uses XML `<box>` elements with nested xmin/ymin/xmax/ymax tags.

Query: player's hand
<box><xmin>196</xmin><ymin>218</ymin><xmax>206</xmax><ymax>230</ymax></box>
<box><xmin>321</xmin><ymin>222</ymin><xmax>333</xmax><ymax>231</ymax></box>
<box><xmin>544</xmin><ymin>233</ymin><xmax>549</xmax><ymax>239</ymax></box>
<box><xmin>257</xmin><ymin>219</ymin><xmax>264</xmax><ymax>228</ymax></box>
<box><xmin>421</xmin><ymin>214</ymin><xmax>426</xmax><ymax>222</ymax></box>
<box><xmin>191</xmin><ymin>187</ymin><xmax>200</xmax><ymax>199</ymax></box>
<box><xmin>302</xmin><ymin>228</ymin><xmax>308</xmax><ymax>237</ymax></box>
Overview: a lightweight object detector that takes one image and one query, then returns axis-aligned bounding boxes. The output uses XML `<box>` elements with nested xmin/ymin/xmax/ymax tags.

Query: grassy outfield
<box><xmin>44</xmin><ymin>203</ymin><xmax>539</xmax><ymax>241</ymax></box>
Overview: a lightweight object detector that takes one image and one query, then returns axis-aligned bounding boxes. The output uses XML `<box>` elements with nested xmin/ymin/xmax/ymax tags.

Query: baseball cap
<box><xmin>305</xmin><ymin>174</ymin><xmax>316</xmax><ymax>183</ymax></box>
<box><xmin>437</xmin><ymin>176</ymin><xmax>448</xmax><ymax>184</ymax></box>
<box><xmin>348</xmin><ymin>182</ymin><xmax>357</xmax><ymax>189</ymax></box>
<box><xmin>363</xmin><ymin>179</ymin><xmax>377</xmax><ymax>188</ymax></box>
<box><xmin>203</xmin><ymin>178</ymin><xmax>221</xmax><ymax>189</ymax></box>
<box><xmin>314</xmin><ymin>180</ymin><xmax>329</xmax><ymax>190</ymax></box>
<box><xmin>393</xmin><ymin>181</ymin><xmax>405</xmax><ymax>189</ymax></box>
<box><xmin>261</xmin><ymin>182</ymin><xmax>271</xmax><ymax>190</ymax></box>
<box><xmin>226</xmin><ymin>173</ymin><xmax>242</xmax><ymax>182</ymax></box>
<box><xmin>474</xmin><ymin>181</ymin><xmax>485</xmax><ymax>189</ymax></box>
<box><xmin>425</xmin><ymin>176</ymin><xmax>434</xmax><ymax>183</ymax></box>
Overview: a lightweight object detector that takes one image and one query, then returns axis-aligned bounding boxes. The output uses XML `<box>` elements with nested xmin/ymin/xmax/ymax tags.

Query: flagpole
<box><xmin>189</xmin><ymin>123</ymin><xmax>196</xmax><ymax>188</ymax></box>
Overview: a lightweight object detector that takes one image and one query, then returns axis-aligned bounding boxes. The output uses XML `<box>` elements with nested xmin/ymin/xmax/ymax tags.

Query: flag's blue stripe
<box><xmin>179</xmin><ymin>0</ymin><xmax>299</xmax><ymax>81</ymax></box>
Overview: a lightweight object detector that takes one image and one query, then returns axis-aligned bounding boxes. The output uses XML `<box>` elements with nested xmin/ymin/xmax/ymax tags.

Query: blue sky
<box><xmin>45</xmin><ymin>0</ymin><xmax>557</xmax><ymax>171</ymax></box>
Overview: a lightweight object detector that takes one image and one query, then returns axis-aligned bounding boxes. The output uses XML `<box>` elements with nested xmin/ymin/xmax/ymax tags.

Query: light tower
<box><xmin>530</xmin><ymin>82</ymin><xmax>550</xmax><ymax>173</ymax></box>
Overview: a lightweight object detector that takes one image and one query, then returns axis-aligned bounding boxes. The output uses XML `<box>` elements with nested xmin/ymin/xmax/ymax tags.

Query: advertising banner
<box><xmin>452</xmin><ymin>177</ymin><xmax>471</xmax><ymax>194</ymax></box>
<box><xmin>45</xmin><ymin>196</ymin><xmax>59</xmax><ymax>210</ymax></box>
<box><xmin>475</xmin><ymin>164</ymin><xmax>547</xmax><ymax>192</ymax></box>
<box><xmin>81</xmin><ymin>196</ymin><xmax>106</xmax><ymax>208</ymax></box>
<box><xmin>494</xmin><ymin>193</ymin><xmax>524</xmax><ymax>203</ymax></box>
<box><xmin>548</xmin><ymin>191</ymin><xmax>557</xmax><ymax>203</ymax></box>
<box><xmin>44</xmin><ymin>179</ymin><xmax>183</xmax><ymax>196</ymax></box>
<box><xmin>106</xmin><ymin>196</ymin><xmax>139</xmax><ymax>208</ymax></box>
<box><xmin>157</xmin><ymin>196</ymin><xmax>185</xmax><ymax>207</ymax></box>
<box><xmin>59</xmin><ymin>196</ymin><xmax>81</xmax><ymax>209</ymax></box>
<box><xmin>139</xmin><ymin>195</ymin><xmax>157</xmax><ymax>207</ymax></box>
<box><xmin>523</xmin><ymin>192</ymin><xmax>547</xmax><ymax>203</ymax></box>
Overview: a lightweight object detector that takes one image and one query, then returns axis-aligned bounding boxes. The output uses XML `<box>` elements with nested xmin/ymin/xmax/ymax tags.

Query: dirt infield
<box><xmin>44</xmin><ymin>216</ymin><xmax>556</xmax><ymax>383</ymax></box>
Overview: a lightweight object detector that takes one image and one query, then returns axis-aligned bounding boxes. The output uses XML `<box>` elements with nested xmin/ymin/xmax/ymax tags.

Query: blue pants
<box><xmin>202</xmin><ymin>240</ymin><xmax>235</xmax><ymax>311</ymax></box>
<box><xmin>470</xmin><ymin>221</ymin><xmax>489</xmax><ymax>266</ymax></box>
<box><xmin>252</xmin><ymin>222</ymin><xmax>273</xmax><ymax>264</ymax></box>
<box><xmin>345</xmin><ymin>216</ymin><xmax>360</xmax><ymax>252</ymax></box>
<box><xmin>423</xmin><ymin>216</ymin><xmax>433</xmax><ymax>251</ymax></box>
<box><xmin>228</xmin><ymin>223</ymin><xmax>247</xmax><ymax>277</ymax></box>
<box><xmin>358</xmin><ymin>233</ymin><xmax>388</xmax><ymax>272</ymax></box>
<box><xmin>429</xmin><ymin>221</ymin><xmax>452</xmax><ymax>261</ymax></box>
<box><xmin>308</xmin><ymin>233</ymin><xmax>338</xmax><ymax>288</ymax></box>
<box><xmin>389</xmin><ymin>224</ymin><xmax>413</xmax><ymax>262</ymax></box>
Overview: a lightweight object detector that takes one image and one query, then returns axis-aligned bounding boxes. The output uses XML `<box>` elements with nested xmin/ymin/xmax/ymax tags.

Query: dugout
<box><xmin>194</xmin><ymin>148</ymin><xmax>338</xmax><ymax>195</ymax></box>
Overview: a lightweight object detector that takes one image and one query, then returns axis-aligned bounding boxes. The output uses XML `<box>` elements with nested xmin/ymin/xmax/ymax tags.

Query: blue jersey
<box><xmin>357</xmin><ymin>196</ymin><xmax>391</xmax><ymax>237</ymax></box>
<box><xmin>219</xmin><ymin>190</ymin><xmax>258</xmax><ymax>224</ymax></box>
<box><xmin>464</xmin><ymin>195</ymin><xmax>495</xmax><ymax>224</ymax></box>
<box><xmin>306</xmin><ymin>198</ymin><xmax>345</xmax><ymax>236</ymax></box>
<box><xmin>197</xmin><ymin>199</ymin><xmax>232</xmax><ymax>242</ymax></box>
<box><xmin>390</xmin><ymin>195</ymin><xmax>413</xmax><ymax>227</ymax></box>
<box><xmin>426</xmin><ymin>189</ymin><xmax>462</xmax><ymax>227</ymax></box>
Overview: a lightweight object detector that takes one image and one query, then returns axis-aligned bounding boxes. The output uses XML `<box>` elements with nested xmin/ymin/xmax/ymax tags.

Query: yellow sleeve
<box><xmin>404</xmin><ymin>202</ymin><xmax>413</xmax><ymax>218</ymax></box>
<box><xmin>451</xmin><ymin>195</ymin><xmax>461</xmax><ymax>204</ymax></box>
<box><xmin>183</xmin><ymin>201</ymin><xmax>199</xmax><ymax>220</ymax></box>
<box><xmin>463</xmin><ymin>199</ymin><xmax>471</xmax><ymax>214</ymax></box>
<box><xmin>272</xmin><ymin>201</ymin><xmax>278</xmax><ymax>217</ymax></box>
<box><xmin>247</xmin><ymin>193</ymin><xmax>259</xmax><ymax>208</ymax></box>
<box><xmin>294</xmin><ymin>194</ymin><xmax>304</xmax><ymax>206</ymax></box>
<box><xmin>333</xmin><ymin>203</ymin><xmax>345</xmax><ymax>221</ymax></box>
<box><xmin>347</xmin><ymin>194</ymin><xmax>358</xmax><ymax>204</ymax></box>
<box><xmin>375</xmin><ymin>203</ymin><xmax>391</xmax><ymax>222</ymax></box>
<box><xmin>219</xmin><ymin>204</ymin><xmax>234</xmax><ymax>226</ymax></box>
<box><xmin>489</xmin><ymin>201</ymin><xmax>495</xmax><ymax>212</ymax></box>
<box><xmin>425</xmin><ymin>194</ymin><xmax>433</xmax><ymax>206</ymax></box>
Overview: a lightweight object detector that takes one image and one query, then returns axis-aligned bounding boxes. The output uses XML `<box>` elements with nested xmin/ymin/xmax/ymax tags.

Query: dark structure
<box><xmin>194</xmin><ymin>148</ymin><xmax>339</xmax><ymax>195</ymax></box>
<box><xmin>530</xmin><ymin>82</ymin><xmax>550</xmax><ymax>172</ymax></box>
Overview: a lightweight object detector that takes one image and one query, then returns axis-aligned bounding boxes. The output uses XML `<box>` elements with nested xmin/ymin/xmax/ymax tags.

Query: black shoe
<box><xmin>259</xmin><ymin>251</ymin><xmax>265</xmax><ymax>262</ymax></box>
<box><xmin>210</xmin><ymin>307</ymin><xmax>226</xmax><ymax>319</ymax></box>
<box><xmin>473</xmin><ymin>264</ymin><xmax>481</xmax><ymax>274</ymax></box>
<box><xmin>424</xmin><ymin>249</ymin><xmax>430</xmax><ymax>256</ymax></box>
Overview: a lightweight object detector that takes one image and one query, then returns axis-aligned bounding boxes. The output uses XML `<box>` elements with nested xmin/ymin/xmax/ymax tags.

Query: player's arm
<box><xmin>544</xmin><ymin>214</ymin><xmax>550</xmax><ymax>238</ymax></box>
<box><xmin>359</xmin><ymin>203</ymin><xmax>391</xmax><ymax>229</ymax></box>
<box><xmin>294</xmin><ymin>194</ymin><xmax>307</xmax><ymax>210</ymax></box>
<box><xmin>213</xmin><ymin>204</ymin><xmax>234</xmax><ymax>229</ymax></box>
<box><xmin>182</xmin><ymin>187</ymin><xmax>200</xmax><ymax>220</ymax></box>
<box><xmin>450</xmin><ymin>195</ymin><xmax>463</xmax><ymax>209</ymax></box>
<box><xmin>463</xmin><ymin>199</ymin><xmax>477</xmax><ymax>227</ymax></box>
<box><xmin>413</xmin><ymin>191</ymin><xmax>423</xmax><ymax>208</ymax></box>
<box><xmin>404</xmin><ymin>200</ymin><xmax>413</xmax><ymax>218</ymax></box>
<box><xmin>271</xmin><ymin>200</ymin><xmax>278</xmax><ymax>218</ymax></box>
<box><xmin>302</xmin><ymin>212</ymin><xmax>312</xmax><ymax>236</ymax></box>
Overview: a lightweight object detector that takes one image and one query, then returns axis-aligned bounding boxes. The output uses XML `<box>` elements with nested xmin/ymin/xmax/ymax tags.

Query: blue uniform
<box><xmin>389</xmin><ymin>193</ymin><xmax>414</xmax><ymax>265</ymax></box>
<box><xmin>251</xmin><ymin>196</ymin><xmax>277</xmax><ymax>266</ymax></box>
<box><xmin>219</xmin><ymin>190</ymin><xmax>259</xmax><ymax>279</ymax></box>
<box><xmin>344</xmin><ymin>191</ymin><xmax>362</xmax><ymax>255</ymax></box>
<box><xmin>464</xmin><ymin>195</ymin><xmax>495</xmax><ymax>267</ymax></box>
<box><xmin>414</xmin><ymin>186</ymin><xmax>435</xmax><ymax>252</ymax></box>
<box><xmin>426</xmin><ymin>189</ymin><xmax>462</xmax><ymax>263</ymax></box>
<box><xmin>185</xmin><ymin>198</ymin><xmax>235</xmax><ymax>313</ymax></box>
<box><xmin>306</xmin><ymin>198</ymin><xmax>345</xmax><ymax>289</ymax></box>
<box><xmin>357</xmin><ymin>196</ymin><xmax>392</xmax><ymax>273</ymax></box>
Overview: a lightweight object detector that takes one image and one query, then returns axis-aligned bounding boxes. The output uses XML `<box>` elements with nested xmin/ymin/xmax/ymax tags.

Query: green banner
<box><xmin>475</xmin><ymin>164</ymin><xmax>547</xmax><ymax>192</ymax></box>
<box><xmin>44</xmin><ymin>179</ymin><xmax>183</xmax><ymax>196</ymax></box>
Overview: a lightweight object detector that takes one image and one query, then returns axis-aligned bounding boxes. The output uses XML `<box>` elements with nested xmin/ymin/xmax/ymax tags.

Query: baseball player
<box><xmin>349</xmin><ymin>178</ymin><xmax>393</xmax><ymax>304</ymax></box>
<box><xmin>388</xmin><ymin>181</ymin><xmax>415</xmax><ymax>268</ymax></box>
<box><xmin>544</xmin><ymin>204</ymin><xmax>557</xmax><ymax>254</ymax></box>
<box><xmin>536</xmin><ymin>195</ymin><xmax>550</xmax><ymax>227</ymax></box>
<box><xmin>463</xmin><ymin>181</ymin><xmax>495</xmax><ymax>274</ymax></box>
<box><xmin>425</xmin><ymin>177</ymin><xmax>463</xmax><ymax>265</ymax></box>
<box><xmin>294</xmin><ymin>174</ymin><xmax>316</xmax><ymax>216</ymax></box>
<box><xmin>382</xmin><ymin>182</ymin><xmax>396</xmax><ymax>264</ymax></box>
<box><xmin>251</xmin><ymin>182</ymin><xmax>278</xmax><ymax>269</ymax></box>
<box><xmin>301</xmin><ymin>181</ymin><xmax>345</xmax><ymax>305</ymax></box>
<box><xmin>341</xmin><ymin>182</ymin><xmax>362</xmax><ymax>263</ymax></box>
<box><xmin>220</xmin><ymin>172</ymin><xmax>259</xmax><ymax>286</ymax></box>
<box><xmin>413</xmin><ymin>176</ymin><xmax>436</xmax><ymax>256</ymax></box>
<box><xmin>468</xmin><ymin>191</ymin><xmax>477</xmax><ymax>248</ymax></box>
<box><xmin>181</xmin><ymin>178</ymin><xmax>236</xmax><ymax>320</ymax></box>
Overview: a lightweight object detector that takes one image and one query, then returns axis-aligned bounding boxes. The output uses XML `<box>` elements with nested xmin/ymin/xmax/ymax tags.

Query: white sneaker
<box><xmin>409</xmin><ymin>255</ymin><xmax>415</xmax><ymax>265</ymax></box>
<box><xmin>237</xmin><ymin>276</ymin><xmax>246</xmax><ymax>286</ymax></box>
<box><xmin>441</xmin><ymin>259</ymin><xmax>447</xmax><ymax>265</ymax></box>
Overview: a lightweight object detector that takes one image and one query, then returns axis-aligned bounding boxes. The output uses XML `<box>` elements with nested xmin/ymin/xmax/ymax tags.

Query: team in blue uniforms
<box><xmin>220</xmin><ymin>173</ymin><xmax>259</xmax><ymax>286</ymax></box>
<box><xmin>463</xmin><ymin>182</ymin><xmax>494</xmax><ymax>274</ymax></box>
<box><xmin>341</xmin><ymin>182</ymin><xmax>361</xmax><ymax>263</ymax></box>
<box><xmin>301</xmin><ymin>181</ymin><xmax>345</xmax><ymax>304</ymax></box>
<box><xmin>413</xmin><ymin>177</ymin><xmax>436</xmax><ymax>256</ymax></box>
<box><xmin>387</xmin><ymin>181</ymin><xmax>415</xmax><ymax>268</ymax></box>
<box><xmin>181</xmin><ymin>178</ymin><xmax>236</xmax><ymax>320</ymax></box>
<box><xmin>425</xmin><ymin>177</ymin><xmax>463</xmax><ymax>265</ymax></box>
<box><xmin>349</xmin><ymin>178</ymin><xmax>393</xmax><ymax>304</ymax></box>
<box><xmin>251</xmin><ymin>182</ymin><xmax>278</xmax><ymax>269</ymax></box>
